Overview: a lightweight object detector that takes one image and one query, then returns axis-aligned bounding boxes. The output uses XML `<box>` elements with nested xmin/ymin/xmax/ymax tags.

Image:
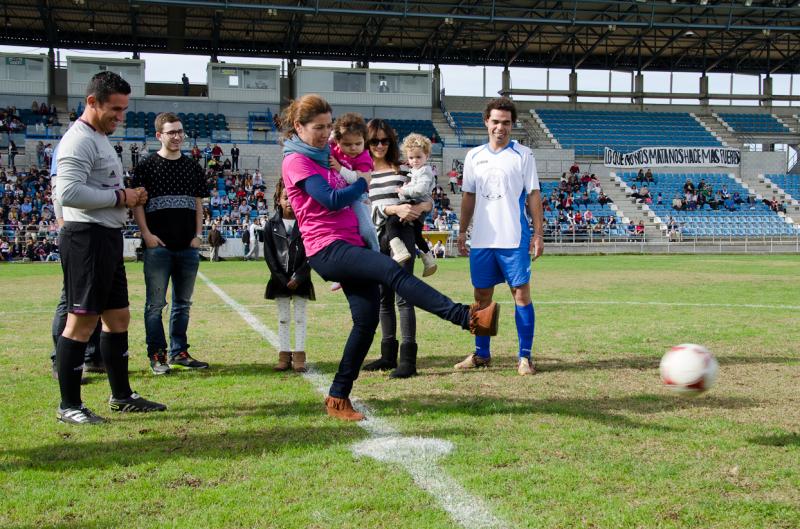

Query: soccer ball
<box><xmin>659</xmin><ymin>343</ymin><xmax>719</xmax><ymax>394</ymax></box>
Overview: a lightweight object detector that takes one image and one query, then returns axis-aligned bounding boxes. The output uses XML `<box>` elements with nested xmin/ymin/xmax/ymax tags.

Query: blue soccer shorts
<box><xmin>469</xmin><ymin>243</ymin><xmax>531</xmax><ymax>289</ymax></box>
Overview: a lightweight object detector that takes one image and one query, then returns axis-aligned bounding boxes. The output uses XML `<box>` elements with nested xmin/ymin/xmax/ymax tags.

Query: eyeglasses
<box><xmin>161</xmin><ymin>129</ymin><xmax>185</xmax><ymax>137</ymax></box>
<box><xmin>368</xmin><ymin>138</ymin><xmax>391</xmax><ymax>146</ymax></box>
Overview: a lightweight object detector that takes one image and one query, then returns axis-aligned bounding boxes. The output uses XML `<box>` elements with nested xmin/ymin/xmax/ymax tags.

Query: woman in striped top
<box><xmin>363</xmin><ymin>119</ymin><xmax>430</xmax><ymax>379</ymax></box>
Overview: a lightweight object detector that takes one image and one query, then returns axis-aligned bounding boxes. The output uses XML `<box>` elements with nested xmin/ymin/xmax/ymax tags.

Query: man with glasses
<box><xmin>131</xmin><ymin>112</ymin><xmax>210</xmax><ymax>375</ymax></box>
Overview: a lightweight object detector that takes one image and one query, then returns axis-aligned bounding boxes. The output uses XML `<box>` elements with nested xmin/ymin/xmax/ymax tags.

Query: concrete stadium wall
<box><xmin>66</xmin><ymin>96</ymin><xmax>281</xmax><ymax>120</ymax></box>
<box><xmin>740</xmin><ymin>151</ymin><xmax>789</xmax><ymax>180</ymax></box>
<box><xmin>443</xmin><ymin>146</ymin><xmax>577</xmax><ymax>180</ymax></box>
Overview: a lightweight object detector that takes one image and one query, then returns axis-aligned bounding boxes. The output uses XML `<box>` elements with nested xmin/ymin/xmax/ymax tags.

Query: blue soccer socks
<box><xmin>514</xmin><ymin>303</ymin><xmax>535</xmax><ymax>359</ymax></box>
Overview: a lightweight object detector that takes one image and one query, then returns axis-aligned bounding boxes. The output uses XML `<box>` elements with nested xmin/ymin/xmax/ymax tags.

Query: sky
<box><xmin>1</xmin><ymin>44</ymin><xmax>798</xmax><ymax>106</ymax></box>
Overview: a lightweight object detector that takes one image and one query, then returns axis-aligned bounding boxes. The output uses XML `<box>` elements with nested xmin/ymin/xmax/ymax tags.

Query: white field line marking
<box><xmin>197</xmin><ymin>272</ymin><xmax>508</xmax><ymax>529</ymax></box>
<box><xmin>5</xmin><ymin>299</ymin><xmax>798</xmax><ymax>317</ymax></box>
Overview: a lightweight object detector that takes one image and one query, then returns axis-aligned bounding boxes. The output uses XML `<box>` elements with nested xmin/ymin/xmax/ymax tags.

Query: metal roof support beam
<box><xmin>130</xmin><ymin>0</ymin><xmax>800</xmax><ymax>34</ymax></box>
<box><xmin>706</xmin><ymin>33</ymin><xmax>759</xmax><ymax>72</ymax></box>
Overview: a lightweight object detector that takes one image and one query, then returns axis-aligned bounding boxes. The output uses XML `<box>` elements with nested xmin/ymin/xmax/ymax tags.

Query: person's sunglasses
<box><xmin>368</xmin><ymin>138</ymin><xmax>391</xmax><ymax>146</ymax></box>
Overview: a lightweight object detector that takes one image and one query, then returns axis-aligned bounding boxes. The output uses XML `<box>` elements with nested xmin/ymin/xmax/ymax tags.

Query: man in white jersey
<box><xmin>456</xmin><ymin>97</ymin><xmax>544</xmax><ymax>375</ymax></box>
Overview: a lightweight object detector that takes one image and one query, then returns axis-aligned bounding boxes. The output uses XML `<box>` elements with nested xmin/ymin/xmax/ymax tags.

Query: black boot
<box><xmin>389</xmin><ymin>342</ymin><xmax>418</xmax><ymax>379</ymax></box>
<box><xmin>363</xmin><ymin>339</ymin><xmax>398</xmax><ymax>371</ymax></box>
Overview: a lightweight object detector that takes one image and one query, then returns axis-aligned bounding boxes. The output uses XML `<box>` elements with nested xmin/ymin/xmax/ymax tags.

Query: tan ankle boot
<box><xmin>292</xmin><ymin>351</ymin><xmax>307</xmax><ymax>373</ymax></box>
<box><xmin>275</xmin><ymin>351</ymin><xmax>292</xmax><ymax>371</ymax></box>
<box><xmin>421</xmin><ymin>251</ymin><xmax>438</xmax><ymax>277</ymax></box>
<box><xmin>325</xmin><ymin>396</ymin><xmax>365</xmax><ymax>421</ymax></box>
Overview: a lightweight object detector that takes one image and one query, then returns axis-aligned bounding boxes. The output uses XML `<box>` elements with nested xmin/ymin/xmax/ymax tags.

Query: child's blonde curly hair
<box><xmin>400</xmin><ymin>133</ymin><xmax>432</xmax><ymax>157</ymax></box>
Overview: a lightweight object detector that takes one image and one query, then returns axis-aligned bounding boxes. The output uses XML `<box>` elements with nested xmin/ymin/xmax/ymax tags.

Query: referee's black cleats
<box><xmin>57</xmin><ymin>405</ymin><xmax>107</xmax><ymax>425</ymax></box>
<box><xmin>109</xmin><ymin>392</ymin><xmax>167</xmax><ymax>413</ymax></box>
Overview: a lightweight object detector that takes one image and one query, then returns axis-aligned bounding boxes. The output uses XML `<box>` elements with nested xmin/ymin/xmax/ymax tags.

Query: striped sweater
<box><xmin>368</xmin><ymin>167</ymin><xmax>410</xmax><ymax>229</ymax></box>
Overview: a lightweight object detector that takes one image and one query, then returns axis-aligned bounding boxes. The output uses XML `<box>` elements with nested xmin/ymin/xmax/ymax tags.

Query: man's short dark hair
<box><xmin>85</xmin><ymin>71</ymin><xmax>131</xmax><ymax>104</ymax></box>
<box><xmin>483</xmin><ymin>97</ymin><xmax>517</xmax><ymax>122</ymax></box>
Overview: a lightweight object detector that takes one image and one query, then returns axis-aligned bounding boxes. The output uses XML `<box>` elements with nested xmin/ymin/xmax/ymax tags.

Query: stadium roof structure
<box><xmin>4</xmin><ymin>0</ymin><xmax>800</xmax><ymax>75</ymax></box>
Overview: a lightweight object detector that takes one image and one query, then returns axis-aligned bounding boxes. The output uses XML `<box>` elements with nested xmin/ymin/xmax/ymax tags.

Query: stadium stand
<box><xmin>617</xmin><ymin>172</ymin><xmax>797</xmax><ymax>238</ymax></box>
<box><xmin>385</xmin><ymin>119</ymin><xmax>440</xmax><ymax>143</ymax></box>
<box><xmin>125</xmin><ymin>111</ymin><xmax>228</xmax><ymax>139</ymax></box>
<box><xmin>535</xmin><ymin>110</ymin><xmax>722</xmax><ymax>157</ymax></box>
<box><xmin>765</xmin><ymin>174</ymin><xmax>800</xmax><ymax>201</ymax></box>
<box><xmin>540</xmin><ymin>177</ymin><xmax>629</xmax><ymax>239</ymax></box>
<box><xmin>717</xmin><ymin>113</ymin><xmax>791</xmax><ymax>134</ymax></box>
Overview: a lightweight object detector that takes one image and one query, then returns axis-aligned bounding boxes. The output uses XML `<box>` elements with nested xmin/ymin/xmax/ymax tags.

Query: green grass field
<box><xmin>1</xmin><ymin>255</ymin><xmax>798</xmax><ymax>529</ymax></box>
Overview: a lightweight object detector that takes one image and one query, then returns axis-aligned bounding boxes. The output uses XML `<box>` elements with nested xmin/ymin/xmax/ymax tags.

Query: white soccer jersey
<box><xmin>461</xmin><ymin>140</ymin><xmax>540</xmax><ymax>249</ymax></box>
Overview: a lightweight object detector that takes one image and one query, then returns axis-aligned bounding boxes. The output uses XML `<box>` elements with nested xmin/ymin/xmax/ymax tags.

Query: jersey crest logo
<box><xmin>481</xmin><ymin>168</ymin><xmax>505</xmax><ymax>201</ymax></box>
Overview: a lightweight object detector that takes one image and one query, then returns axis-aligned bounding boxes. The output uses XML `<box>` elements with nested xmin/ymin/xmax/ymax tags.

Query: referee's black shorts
<box><xmin>60</xmin><ymin>221</ymin><xmax>129</xmax><ymax>315</ymax></box>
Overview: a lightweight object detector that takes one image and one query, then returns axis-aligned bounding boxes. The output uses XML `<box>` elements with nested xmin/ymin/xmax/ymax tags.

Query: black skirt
<box><xmin>265</xmin><ymin>277</ymin><xmax>315</xmax><ymax>301</ymax></box>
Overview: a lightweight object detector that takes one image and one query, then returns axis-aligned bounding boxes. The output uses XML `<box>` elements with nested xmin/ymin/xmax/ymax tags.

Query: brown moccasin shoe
<box><xmin>469</xmin><ymin>301</ymin><xmax>500</xmax><ymax>336</ymax></box>
<box><xmin>325</xmin><ymin>396</ymin><xmax>365</xmax><ymax>421</ymax></box>
<box><xmin>275</xmin><ymin>351</ymin><xmax>292</xmax><ymax>371</ymax></box>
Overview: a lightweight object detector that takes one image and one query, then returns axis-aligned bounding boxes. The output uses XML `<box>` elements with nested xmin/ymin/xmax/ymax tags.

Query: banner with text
<box><xmin>604</xmin><ymin>146</ymin><xmax>741</xmax><ymax>168</ymax></box>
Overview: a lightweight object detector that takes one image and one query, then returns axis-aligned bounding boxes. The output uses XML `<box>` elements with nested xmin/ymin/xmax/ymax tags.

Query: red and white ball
<box><xmin>659</xmin><ymin>343</ymin><xmax>719</xmax><ymax>394</ymax></box>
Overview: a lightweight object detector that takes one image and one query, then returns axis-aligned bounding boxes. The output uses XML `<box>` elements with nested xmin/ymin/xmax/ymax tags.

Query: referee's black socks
<box><xmin>55</xmin><ymin>336</ymin><xmax>87</xmax><ymax>408</ymax></box>
<box><xmin>100</xmin><ymin>331</ymin><xmax>133</xmax><ymax>400</ymax></box>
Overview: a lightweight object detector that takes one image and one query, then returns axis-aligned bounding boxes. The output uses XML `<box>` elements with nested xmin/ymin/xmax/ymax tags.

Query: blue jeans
<box><xmin>309</xmin><ymin>240</ymin><xmax>470</xmax><ymax>398</ymax></box>
<box><xmin>143</xmin><ymin>246</ymin><xmax>200</xmax><ymax>358</ymax></box>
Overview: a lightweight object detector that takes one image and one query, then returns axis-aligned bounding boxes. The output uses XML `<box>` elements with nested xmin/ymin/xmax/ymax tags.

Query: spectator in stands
<box><xmin>683</xmin><ymin>179</ymin><xmax>695</xmax><ymax>194</ymax></box>
<box><xmin>181</xmin><ymin>73</ymin><xmax>190</xmax><ymax>96</ymax></box>
<box><xmin>114</xmin><ymin>142</ymin><xmax>123</xmax><ymax>161</ymax></box>
<box><xmin>69</xmin><ymin>109</ymin><xmax>77</xmax><ymax>122</ymax></box>
<box><xmin>36</xmin><ymin>141</ymin><xmax>45</xmax><ymax>168</ymax></box>
<box><xmin>635</xmin><ymin>221</ymin><xmax>645</xmax><ymax>237</ymax></box>
<box><xmin>203</xmin><ymin>143</ymin><xmax>212</xmax><ymax>168</ymax></box>
<box><xmin>230</xmin><ymin>144</ymin><xmax>240</xmax><ymax>172</ymax></box>
<box><xmin>129</xmin><ymin>142</ymin><xmax>140</xmax><ymax>167</ymax></box>
<box><xmin>667</xmin><ymin>216</ymin><xmax>681</xmax><ymax>241</ymax></box>
<box><xmin>31</xmin><ymin>100</ymin><xmax>39</xmax><ymax>114</ymax></box>
<box><xmin>626</xmin><ymin>220</ymin><xmax>636</xmax><ymax>235</ymax></box>
<box><xmin>263</xmin><ymin>178</ymin><xmax>314</xmax><ymax>373</ymax></box>
<box><xmin>280</xmin><ymin>95</ymin><xmax>495</xmax><ymax>420</ymax></box>
<box><xmin>39</xmin><ymin>102</ymin><xmax>48</xmax><ymax>115</ymax></box>
<box><xmin>635</xmin><ymin>168</ymin><xmax>645</xmax><ymax>182</ymax></box>
<box><xmin>569</xmin><ymin>162</ymin><xmax>579</xmax><ymax>176</ymax></box>
<box><xmin>686</xmin><ymin>191</ymin><xmax>698</xmax><ymax>210</ymax></box>
<box><xmin>191</xmin><ymin>144</ymin><xmax>201</xmax><ymax>165</ymax></box>
<box><xmin>212</xmin><ymin>143</ymin><xmax>223</xmax><ymax>162</ymax></box>
<box><xmin>7</xmin><ymin>141</ymin><xmax>17</xmax><ymax>169</ymax></box>
<box><xmin>645</xmin><ymin>168</ymin><xmax>654</xmax><ymax>183</ymax></box>
<box><xmin>733</xmin><ymin>191</ymin><xmax>744</xmax><ymax>205</ymax></box>
<box><xmin>598</xmin><ymin>191</ymin><xmax>612</xmax><ymax>205</ymax></box>
<box><xmin>140</xmin><ymin>141</ymin><xmax>149</xmax><ymax>161</ymax></box>
<box><xmin>448</xmin><ymin>168</ymin><xmax>459</xmax><ymax>193</ymax></box>
<box><xmin>130</xmin><ymin>111</ymin><xmax>210</xmax><ymax>376</ymax></box>
<box><xmin>43</xmin><ymin>144</ymin><xmax>53</xmax><ymax>168</ymax></box>
<box><xmin>223</xmin><ymin>158</ymin><xmax>232</xmax><ymax>171</ymax></box>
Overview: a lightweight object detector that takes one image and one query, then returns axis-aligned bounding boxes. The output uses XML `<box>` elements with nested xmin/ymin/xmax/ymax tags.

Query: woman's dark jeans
<box><xmin>309</xmin><ymin>240</ymin><xmax>470</xmax><ymax>398</ymax></box>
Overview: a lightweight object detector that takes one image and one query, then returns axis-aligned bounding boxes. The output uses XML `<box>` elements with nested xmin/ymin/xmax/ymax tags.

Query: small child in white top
<box><xmin>385</xmin><ymin>133</ymin><xmax>437</xmax><ymax>277</ymax></box>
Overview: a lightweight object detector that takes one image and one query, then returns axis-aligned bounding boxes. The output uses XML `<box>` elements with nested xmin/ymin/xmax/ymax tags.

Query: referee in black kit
<box><xmin>54</xmin><ymin>71</ymin><xmax>166</xmax><ymax>424</ymax></box>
